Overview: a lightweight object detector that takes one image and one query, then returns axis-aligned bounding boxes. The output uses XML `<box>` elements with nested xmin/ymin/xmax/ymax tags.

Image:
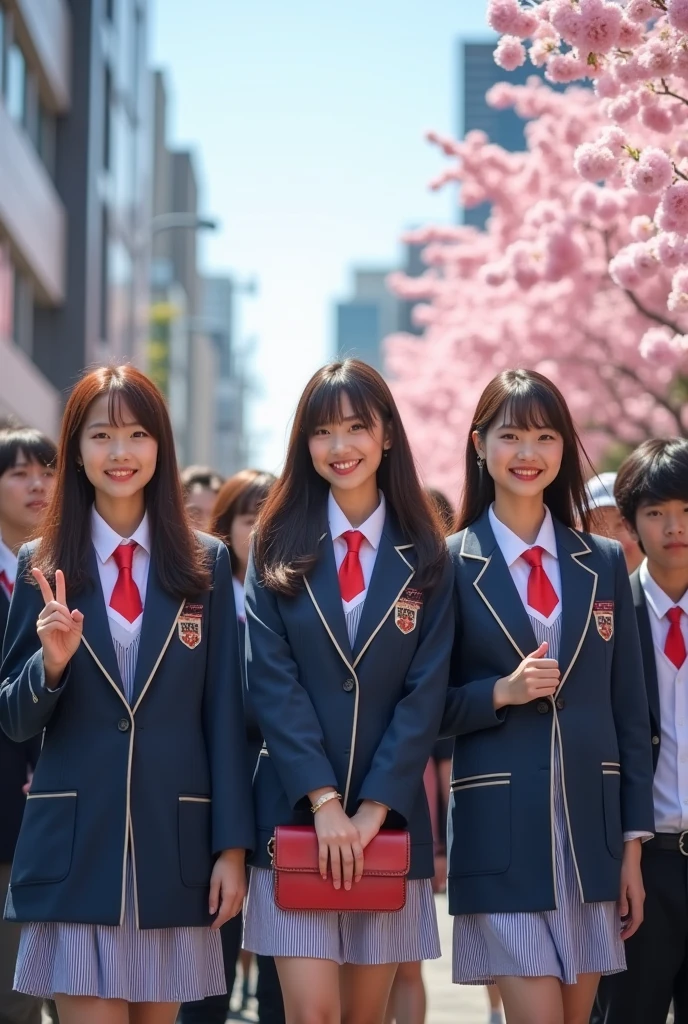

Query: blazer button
<box><xmin>536</xmin><ymin>700</ymin><xmax>550</xmax><ymax>715</ymax></box>
<box><xmin>652</xmin><ymin>735</ymin><xmax>660</xmax><ymax>746</ymax></box>
<box><xmin>555</xmin><ymin>698</ymin><xmax>565</xmax><ymax>711</ymax></box>
<box><xmin>118</xmin><ymin>718</ymin><xmax>130</xmax><ymax>732</ymax></box>
<box><xmin>342</xmin><ymin>678</ymin><xmax>355</xmax><ymax>693</ymax></box>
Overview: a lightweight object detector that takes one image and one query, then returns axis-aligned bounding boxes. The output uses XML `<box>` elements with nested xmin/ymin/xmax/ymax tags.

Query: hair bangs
<box><xmin>0</xmin><ymin>428</ymin><xmax>57</xmax><ymax>477</ymax></box>
<box><xmin>104</xmin><ymin>374</ymin><xmax>160</xmax><ymax>437</ymax></box>
<box><xmin>495</xmin><ymin>387</ymin><xmax>564</xmax><ymax>434</ymax></box>
<box><xmin>301</xmin><ymin>373</ymin><xmax>380</xmax><ymax>435</ymax></box>
<box><xmin>640</xmin><ymin>447</ymin><xmax>688</xmax><ymax>508</ymax></box>
<box><xmin>234</xmin><ymin>475</ymin><xmax>275</xmax><ymax>516</ymax></box>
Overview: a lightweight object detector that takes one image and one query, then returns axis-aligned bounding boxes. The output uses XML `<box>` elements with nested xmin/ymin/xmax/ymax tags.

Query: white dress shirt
<box><xmin>488</xmin><ymin>504</ymin><xmax>562</xmax><ymax>626</ymax></box>
<box><xmin>328</xmin><ymin>491</ymin><xmax>386</xmax><ymax>645</ymax></box>
<box><xmin>0</xmin><ymin>532</ymin><xmax>17</xmax><ymax>598</ymax></box>
<box><xmin>91</xmin><ymin>507</ymin><xmax>150</xmax><ymax>644</ymax></box>
<box><xmin>233</xmin><ymin>576</ymin><xmax>246</xmax><ymax>624</ymax></box>
<box><xmin>640</xmin><ymin>560</ymin><xmax>688</xmax><ymax>833</ymax></box>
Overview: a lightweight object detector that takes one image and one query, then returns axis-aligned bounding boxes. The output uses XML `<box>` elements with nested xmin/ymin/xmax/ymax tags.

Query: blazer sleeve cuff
<box><xmin>440</xmin><ymin>675</ymin><xmax>506</xmax><ymax>737</ymax></box>
<box><xmin>283</xmin><ymin>758</ymin><xmax>339</xmax><ymax>811</ymax></box>
<box><xmin>356</xmin><ymin>776</ymin><xmax>413</xmax><ymax>823</ymax></box>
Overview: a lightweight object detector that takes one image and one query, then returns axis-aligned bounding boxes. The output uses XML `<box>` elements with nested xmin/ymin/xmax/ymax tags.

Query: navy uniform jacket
<box><xmin>629</xmin><ymin>568</ymin><xmax>664</xmax><ymax>773</ymax></box>
<box><xmin>244</xmin><ymin>512</ymin><xmax>455</xmax><ymax>879</ymax></box>
<box><xmin>0</xmin><ymin>534</ymin><xmax>255</xmax><ymax>928</ymax></box>
<box><xmin>443</xmin><ymin>513</ymin><xmax>655</xmax><ymax>915</ymax></box>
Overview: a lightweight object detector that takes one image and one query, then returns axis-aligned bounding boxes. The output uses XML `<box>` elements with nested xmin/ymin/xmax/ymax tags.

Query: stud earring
<box><xmin>383</xmin><ymin>449</ymin><xmax>390</xmax><ymax>458</ymax></box>
<box><xmin>476</xmin><ymin>453</ymin><xmax>486</xmax><ymax>470</ymax></box>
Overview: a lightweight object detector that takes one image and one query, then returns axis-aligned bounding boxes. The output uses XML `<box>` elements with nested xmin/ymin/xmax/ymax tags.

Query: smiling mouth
<box><xmin>330</xmin><ymin>460</ymin><xmax>361</xmax><ymax>474</ymax></box>
<box><xmin>105</xmin><ymin>469</ymin><xmax>137</xmax><ymax>480</ymax></box>
<box><xmin>664</xmin><ymin>542</ymin><xmax>688</xmax><ymax>549</ymax></box>
<box><xmin>509</xmin><ymin>468</ymin><xmax>542</xmax><ymax>480</ymax></box>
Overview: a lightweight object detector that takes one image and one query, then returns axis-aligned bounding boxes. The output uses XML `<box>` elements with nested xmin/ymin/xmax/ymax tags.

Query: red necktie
<box><xmin>521</xmin><ymin>546</ymin><xmax>559</xmax><ymax>618</ymax></box>
<box><xmin>110</xmin><ymin>543</ymin><xmax>143</xmax><ymax>623</ymax></box>
<box><xmin>0</xmin><ymin>570</ymin><xmax>13</xmax><ymax>600</ymax></box>
<box><xmin>338</xmin><ymin>531</ymin><xmax>365</xmax><ymax>603</ymax></box>
<box><xmin>665</xmin><ymin>607</ymin><xmax>686</xmax><ymax>670</ymax></box>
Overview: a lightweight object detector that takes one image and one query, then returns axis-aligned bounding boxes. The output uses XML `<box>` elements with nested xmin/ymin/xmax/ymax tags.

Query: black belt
<box><xmin>651</xmin><ymin>832</ymin><xmax>688</xmax><ymax>855</ymax></box>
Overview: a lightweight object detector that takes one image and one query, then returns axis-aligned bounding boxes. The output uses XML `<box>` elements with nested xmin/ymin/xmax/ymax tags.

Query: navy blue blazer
<box><xmin>629</xmin><ymin>569</ymin><xmax>662</xmax><ymax>773</ymax></box>
<box><xmin>0</xmin><ymin>533</ymin><xmax>255</xmax><ymax>928</ymax></box>
<box><xmin>443</xmin><ymin>513</ymin><xmax>655</xmax><ymax>915</ymax></box>
<box><xmin>244</xmin><ymin>512</ymin><xmax>455</xmax><ymax>879</ymax></box>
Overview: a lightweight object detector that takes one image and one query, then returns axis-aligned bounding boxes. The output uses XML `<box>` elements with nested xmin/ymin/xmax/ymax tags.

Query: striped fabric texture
<box><xmin>243</xmin><ymin>868</ymin><xmax>440</xmax><ymax>965</ymax></box>
<box><xmin>451</xmin><ymin>616</ymin><xmax>625</xmax><ymax>985</ymax></box>
<box><xmin>14</xmin><ymin>628</ymin><xmax>226</xmax><ymax>1002</ymax></box>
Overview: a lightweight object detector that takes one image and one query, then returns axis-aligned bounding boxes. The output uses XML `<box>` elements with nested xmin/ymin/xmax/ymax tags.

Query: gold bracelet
<box><xmin>310</xmin><ymin>791</ymin><xmax>342</xmax><ymax>814</ymax></box>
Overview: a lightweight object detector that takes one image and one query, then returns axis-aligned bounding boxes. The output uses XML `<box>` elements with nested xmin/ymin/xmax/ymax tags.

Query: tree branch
<box><xmin>623</xmin><ymin>288</ymin><xmax>683</xmax><ymax>333</ymax></box>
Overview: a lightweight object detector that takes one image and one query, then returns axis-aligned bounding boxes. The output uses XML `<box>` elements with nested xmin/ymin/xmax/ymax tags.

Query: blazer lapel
<box><xmin>631</xmin><ymin>569</ymin><xmax>660</xmax><ymax>730</ymax></box>
<box><xmin>129</xmin><ymin>555</ymin><xmax>184</xmax><ymax>710</ymax></box>
<box><xmin>462</xmin><ymin>513</ymin><xmax>537</xmax><ymax>662</ymax></box>
<box><xmin>78</xmin><ymin>547</ymin><xmax>126</xmax><ymax>699</ymax></box>
<box><xmin>352</xmin><ymin>518</ymin><xmax>415</xmax><ymax>666</ymax></box>
<box><xmin>305</xmin><ymin>532</ymin><xmax>354</xmax><ymax>670</ymax></box>
<box><xmin>555</xmin><ymin>521</ymin><xmax>597</xmax><ymax>689</ymax></box>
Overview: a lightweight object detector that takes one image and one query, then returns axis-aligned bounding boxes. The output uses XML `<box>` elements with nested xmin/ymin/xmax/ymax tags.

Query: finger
<box><xmin>341</xmin><ymin>844</ymin><xmax>354</xmax><ymax>890</ymax></box>
<box><xmin>352</xmin><ymin>841</ymin><xmax>364</xmax><ymax>883</ymax></box>
<box><xmin>531</xmin><ymin>658</ymin><xmax>558</xmax><ymax>669</ymax></box>
<box><xmin>208</xmin><ymin>873</ymin><xmax>221</xmax><ymax>917</ymax></box>
<box><xmin>55</xmin><ymin>570</ymin><xmax>66</xmax><ymax>607</ymax></box>
<box><xmin>37</xmin><ymin>622</ymin><xmax>71</xmax><ymax>635</ymax></box>
<box><xmin>618</xmin><ymin>888</ymin><xmax>629</xmax><ymax>921</ymax></box>
<box><xmin>39</xmin><ymin>607</ymin><xmax>74</xmax><ymax>627</ymax></box>
<box><xmin>32</xmin><ymin>569</ymin><xmax>54</xmax><ymax>607</ymax></box>
<box><xmin>330</xmin><ymin>844</ymin><xmax>342</xmax><ymax>890</ymax></box>
<box><xmin>71</xmin><ymin>610</ymin><xmax>84</xmax><ymax>625</ymax></box>
<box><xmin>212</xmin><ymin>889</ymin><xmax>234</xmax><ymax>930</ymax></box>
<box><xmin>530</xmin><ymin>641</ymin><xmax>549</xmax><ymax>659</ymax></box>
<box><xmin>319</xmin><ymin>840</ymin><xmax>328</xmax><ymax>880</ymax></box>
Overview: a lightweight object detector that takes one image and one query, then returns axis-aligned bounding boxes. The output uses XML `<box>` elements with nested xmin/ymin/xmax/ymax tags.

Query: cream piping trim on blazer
<box><xmin>26</xmin><ymin>790</ymin><xmax>77</xmax><ymax>799</ymax></box>
<box><xmin>557</xmin><ymin>529</ymin><xmax>597</xmax><ymax>693</ymax></box>
<box><xmin>459</xmin><ymin>530</ymin><xmax>526</xmax><ymax>661</ymax></box>
<box><xmin>305</xmin><ymin>544</ymin><xmax>415</xmax><ymax>809</ymax></box>
<box><xmin>80</xmin><ymin>600</ymin><xmax>184</xmax><ymax>927</ymax></box>
<box><xmin>451</xmin><ymin>771</ymin><xmax>511</xmax><ymax>786</ymax></box>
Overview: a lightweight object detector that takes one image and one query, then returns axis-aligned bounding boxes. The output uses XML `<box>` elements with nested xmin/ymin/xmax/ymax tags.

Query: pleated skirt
<box><xmin>243</xmin><ymin>867</ymin><xmax>441</xmax><ymax>965</ymax></box>
<box><xmin>14</xmin><ymin>859</ymin><xmax>226</xmax><ymax>1003</ymax></box>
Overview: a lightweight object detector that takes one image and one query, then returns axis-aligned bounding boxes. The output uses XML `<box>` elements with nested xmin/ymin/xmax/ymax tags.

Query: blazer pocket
<box><xmin>601</xmin><ymin>766</ymin><xmax>623</xmax><ymax>860</ymax></box>
<box><xmin>12</xmin><ymin>791</ymin><xmax>77</xmax><ymax>885</ymax></box>
<box><xmin>178</xmin><ymin>795</ymin><xmax>213</xmax><ymax>887</ymax></box>
<box><xmin>450</xmin><ymin>774</ymin><xmax>511</xmax><ymax>876</ymax></box>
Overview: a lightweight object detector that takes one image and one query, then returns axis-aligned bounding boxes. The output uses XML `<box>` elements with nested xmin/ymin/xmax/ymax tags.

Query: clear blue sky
<box><xmin>151</xmin><ymin>1</ymin><xmax>492</xmax><ymax>470</ymax></box>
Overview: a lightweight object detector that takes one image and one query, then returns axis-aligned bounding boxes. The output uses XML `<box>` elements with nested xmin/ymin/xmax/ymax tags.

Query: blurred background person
<box><xmin>0</xmin><ymin>427</ymin><xmax>57</xmax><ymax>1024</ymax></box>
<box><xmin>181</xmin><ymin>465</ymin><xmax>225</xmax><ymax>533</ymax></box>
<box><xmin>586</xmin><ymin>472</ymin><xmax>643</xmax><ymax>574</ymax></box>
<box><xmin>180</xmin><ymin>469</ymin><xmax>282</xmax><ymax>1024</ymax></box>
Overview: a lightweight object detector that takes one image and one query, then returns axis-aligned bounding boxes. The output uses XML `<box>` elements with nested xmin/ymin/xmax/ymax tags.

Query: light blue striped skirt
<box><xmin>452</xmin><ymin>751</ymin><xmax>625</xmax><ymax>986</ymax></box>
<box><xmin>243</xmin><ymin>867</ymin><xmax>440</xmax><ymax>966</ymax></box>
<box><xmin>14</xmin><ymin>858</ymin><xmax>226</xmax><ymax>1003</ymax></box>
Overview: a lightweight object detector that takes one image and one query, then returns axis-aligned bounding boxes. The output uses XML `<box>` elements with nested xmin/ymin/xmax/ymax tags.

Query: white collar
<box><xmin>328</xmin><ymin>490</ymin><xmax>386</xmax><ymax>550</ymax></box>
<box><xmin>91</xmin><ymin>506</ymin><xmax>152</xmax><ymax>564</ymax></box>
<box><xmin>0</xmin><ymin>533</ymin><xmax>17</xmax><ymax>580</ymax></box>
<box><xmin>488</xmin><ymin>504</ymin><xmax>558</xmax><ymax>567</ymax></box>
<box><xmin>639</xmin><ymin>559</ymin><xmax>688</xmax><ymax>620</ymax></box>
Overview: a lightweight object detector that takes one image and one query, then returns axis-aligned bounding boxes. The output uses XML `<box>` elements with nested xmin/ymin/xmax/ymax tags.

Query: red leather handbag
<box><xmin>270</xmin><ymin>825</ymin><xmax>410</xmax><ymax>912</ymax></box>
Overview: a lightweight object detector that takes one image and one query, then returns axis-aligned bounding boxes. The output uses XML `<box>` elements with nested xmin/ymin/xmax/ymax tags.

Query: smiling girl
<box><xmin>242</xmin><ymin>359</ymin><xmax>454</xmax><ymax>1024</ymax></box>
<box><xmin>0</xmin><ymin>366</ymin><xmax>254</xmax><ymax>1024</ymax></box>
<box><xmin>442</xmin><ymin>370</ymin><xmax>654</xmax><ymax>1024</ymax></box>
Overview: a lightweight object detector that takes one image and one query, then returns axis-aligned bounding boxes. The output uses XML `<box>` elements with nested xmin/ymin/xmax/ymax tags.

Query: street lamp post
<box><xmin>150</xmin><ymin>213</ymin><xmax>219</xmax><ymax>237</ymax></box>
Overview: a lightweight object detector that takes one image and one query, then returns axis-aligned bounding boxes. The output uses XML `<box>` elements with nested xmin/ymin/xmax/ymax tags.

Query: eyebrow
<box><xmin>498</xmin><ymin>422</ymin><xmax>555</xmax><ymax>430</ymax></box>
<box><xmin>86</xmin><ymin>421</ymin><xmax>141</xmax><ymax>429</ymax></box>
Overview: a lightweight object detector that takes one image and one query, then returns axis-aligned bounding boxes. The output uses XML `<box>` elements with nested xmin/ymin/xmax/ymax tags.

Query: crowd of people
<box><xmin>0</xmin><ymin>357</ymin><xmax>685</xmax><ymax>1024</ymax></box>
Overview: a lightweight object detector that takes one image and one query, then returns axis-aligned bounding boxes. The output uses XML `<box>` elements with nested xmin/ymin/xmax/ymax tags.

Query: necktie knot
<box><xmin>668</xmin><ymin>606</ymin><xmax>684</xmax><ymax>626</ymax></box>
<box><xmin>113</xmin><ymin>542</ymin><xmax>137</xmax><ymax>571</ymax></box>
<box><xmin>343</xmin><ymin>530</ymin><xmax>364</xmax><ymax>555</ymax></box>
<box><xmin>521</xmin><ymin>545</ymin><xmax>544</xmax><ymax>569</ymax></box>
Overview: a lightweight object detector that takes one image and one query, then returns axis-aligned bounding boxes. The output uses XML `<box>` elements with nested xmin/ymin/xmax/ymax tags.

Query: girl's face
<box><xmin>230</xmin><ymin>510</ymin><xmax>257</xmax><ymax>573</ymax></box>
<box><xmin>79</xmin><ymin>394</ymin><xmax>158</xmax><ymax>502</ymax></box>
<box><xmin>308</xmin><ymin>392</ymin><xmax>390</xmax><ymax>494</ymax></box>
<box><xmin>0</xmin><ymin>452</ymin><xmax>55</xmax><ymax>540</ymax></box>
<box><xmin>474</xmin><ymin>409</ymin><xmax>564</xmax><ymax>503</ymax></box>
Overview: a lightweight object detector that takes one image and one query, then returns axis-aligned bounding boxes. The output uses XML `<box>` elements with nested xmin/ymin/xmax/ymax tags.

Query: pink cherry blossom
<box><xmin>627</xmin><ymin>147</ymin><xmax>674</xmax><ymax>193</ymax></box>
<box><xmin>625</xmin><ymin>0</ymin><xmax>659</xmax><ymax>23</ymax></box>
<box><xmin>668</xmin><ymin>267</ymin><xmax>688</xmax><ymax>310</ymax></box>
<box><xmin>546</xmin><ymin>51</ymin><xmax>589</xmax><ymax>83</ymax></box>
<box><xmin>576</xmin><ymin>0</ymin><xmax>623</xmax><ymax>54</ymax></box>
<box><xmin>630</xmin><ymin>215</ymin><xmax>657</xmax><ymax>241</ymax></box>
<box><xmin>637</xmin><ymin>38</ymin><xmax>676</xmax><ymax>77</ymax></box>
<box><xmin>668</xmin><ymin>0</ymin><xmax>688</xmax><ymax>34</ymax></box>
<box><xmin>657</xmin><ymin>182</ymin><xmax>688</xmax><ymax>232</ymax></box>
<box><xmin>656</xmin><ymin>232</ymin><xmax>687</xmax><ymax>267</ymax></box>
<box><xmin>605</xmin><ymin>92</ymin><xmax>640</xmax><ymax>122</ymax></box>
<box><xmin>487</xmin><ymin>0</ymin><xmax>539</xmax><ymax>38</ymax></box>
<box><xmin>640</xmin><ymin>102</ymin><xmax>675</xmax><ymax>134</ymax></box>
<box><xmin>495</xmin><ymin>36</ymin><xmax>527</xmax><ymax>72</ymax></box>
<box><xmin>639</xmin><ymin>326</ymin><xmax>687</xmax><ymax>363</ymax></box>
<box><xmin>574</xmin><ymin>142</ymin><xmax>618</xmax><ymax>181</ymax></box>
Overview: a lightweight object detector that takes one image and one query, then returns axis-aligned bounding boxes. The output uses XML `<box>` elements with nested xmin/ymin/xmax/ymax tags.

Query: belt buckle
<box><xmin>679</xmin><ymin>831</ymin><xmax>688</xmax><ymax>856</ymax></box>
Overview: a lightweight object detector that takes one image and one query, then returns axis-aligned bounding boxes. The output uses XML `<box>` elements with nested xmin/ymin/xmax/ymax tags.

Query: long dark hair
<box><xmin>210</xmin><ymin>469</ymin><xmax>277</xmax><ymax>575</ymax></box>
<box><xmin>255</xmin><ymin>359</ymin><xmax>447</xmax><ymax>595</ymax></box>
<box><xmin>33</xmin><ymin>365</ymin><xmax>211</xmax><ymax>597</ymax></box>
<box><xmin>456</xmin><ymin>369</ymin><xmax>593</xmax><ymax>532</ymax></box>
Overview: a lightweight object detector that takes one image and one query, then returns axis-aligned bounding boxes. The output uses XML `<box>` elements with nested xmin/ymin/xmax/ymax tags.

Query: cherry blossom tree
<box><xmin>387</xmin><ymin>0</ymin><xmax>688</xmax><ymax>494</ymax></box>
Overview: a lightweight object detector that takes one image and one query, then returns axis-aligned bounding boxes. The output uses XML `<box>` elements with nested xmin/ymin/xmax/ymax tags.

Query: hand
<box><xmin>493</xmin><ymin>642</ymin><xmax>559</xmax><ymax>709</ymax></box>
<box><xmin>22</xmin><ymin>771</ymin><xmax>33</xmax><ymax>796</ymax></box>
<box><xmin>33</xmin><ymin>569</ymin><xmax>84</xmax><ymax>688</ymax></box>
<box><xmin>619</xmin><ymin>838</ymin><xmax>644</xmax><ymax>939</ymax></box>
<box><xmin>209</xmin><ymin>849</ymin><xmax>246</xmax><ymax>929</ymax></box>
<box><xmin>349</xmin><ymin>800</ymin><xmax>388</xmax><ymax>850</ymax></box>
<box><xmin>311</xmin><ymin>795</ymin><xmax>363</xmax><ymax>890</ymax></box>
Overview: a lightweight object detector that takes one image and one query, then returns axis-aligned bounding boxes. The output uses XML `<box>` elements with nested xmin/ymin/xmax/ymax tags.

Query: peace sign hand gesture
<box><xmin>32</xmin><ymin>569</ymin><xmax>84</xmax><ymax>689</ymax></box>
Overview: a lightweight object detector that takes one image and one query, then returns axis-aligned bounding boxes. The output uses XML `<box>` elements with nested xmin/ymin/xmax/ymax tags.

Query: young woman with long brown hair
<box><xmin>443</xmin><ymin>369</ymin><xmax>654</xmax><ymax>1024</ymax></box>
<box><xmin>0</xmin><ymin>366</ymin><xmax>254</xmax><ymax>1024</ymax></box>
<box><xmin>242</xmin><ymin>359</ymin><xmax>454</xmax><ymax>1024</ymax></box>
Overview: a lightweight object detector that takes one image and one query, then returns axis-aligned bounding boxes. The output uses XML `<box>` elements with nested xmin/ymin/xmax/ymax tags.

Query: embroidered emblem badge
<box><xmin>178</xmin><ymin>602</ymin><xmax>203</xmax><ymax>649</ymax></box>
<box><xmin>395</xmin><ymin>588</ymin><xmax>423</xmax><ymax>634</ymax></box>
<box><xmin>593</xmin><ymin>600</ymin><xmax>614</xmax><ymax>642</ymax></box>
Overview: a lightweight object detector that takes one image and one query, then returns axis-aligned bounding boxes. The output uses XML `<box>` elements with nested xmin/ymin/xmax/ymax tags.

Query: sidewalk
<box><xmin>425</xmin><ymin>894</ymin><xmax>492</xmax><ymax>1024</ymax></box>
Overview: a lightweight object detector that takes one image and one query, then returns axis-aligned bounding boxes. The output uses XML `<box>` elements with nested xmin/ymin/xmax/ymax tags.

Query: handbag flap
<box><xmin>274</xmin><ymin>825</ymin><xmax>410</xmax><ymax>876</ymax></box>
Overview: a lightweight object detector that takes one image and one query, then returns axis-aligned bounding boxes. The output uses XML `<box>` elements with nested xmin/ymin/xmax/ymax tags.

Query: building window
<box><xmin>12</xmin><ymin>266</ymin><xmax>33</xmax><ymax>356</ymax></box>
<box><xmin>106</xmin><ymin>0</ymin><xmax>115</xmax><ymax>21</ymax></box>
<box><xmin>6</xmin><ymin>39</ymin><xmax>27</xmax><ymax>126</ymax></box>
<box><xmin>37</xmin><ymin>100</ymin><xmax>56</xmax><ymax>177</ymax></box>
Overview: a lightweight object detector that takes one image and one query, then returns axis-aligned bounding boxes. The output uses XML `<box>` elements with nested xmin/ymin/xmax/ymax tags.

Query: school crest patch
<box><xmin>178</xmin><ymin>602</ymin><xmax>203</xmax><ymax>649</ymax></box>
<box><xmin>395</xmin><ymin>588</ymin><xmax>423</xmax><ymax>635</ymax></box>
<box><xmin>593</xmin><ymin>600</ymin><xmax>614</xmax><ymax>642</ymax></box>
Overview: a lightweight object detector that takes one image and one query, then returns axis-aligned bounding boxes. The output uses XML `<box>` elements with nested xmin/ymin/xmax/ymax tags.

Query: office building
<box><xmin>335</xmin><ymin>269</ymin><xmax>403</xmax><ymax>371</ymax></box>
<box><xmin>0</xmin><ymin>0</ymin><xmax>151</xmax><ymax>434</ymax></box>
